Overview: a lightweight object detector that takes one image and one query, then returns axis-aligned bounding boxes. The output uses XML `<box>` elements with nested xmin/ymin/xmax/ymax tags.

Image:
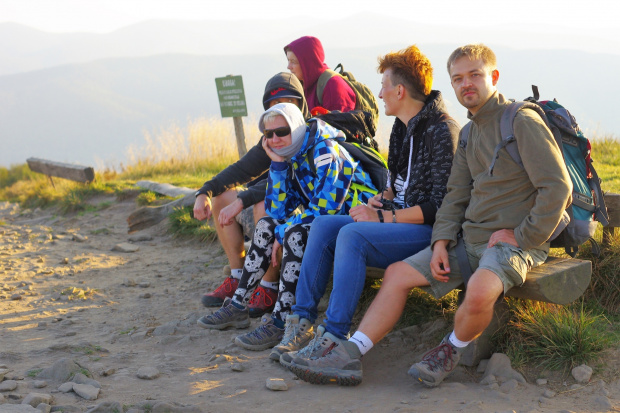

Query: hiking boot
<box><xmin>289</xmin><ymin>327</ymin><xmax>362</xmax><ymax>386</ymax></box>
<box><xmin>197</xmin><ymin>297</ymin><xmax>250</xmax><ymax>330</ymax></box>
<box><xmin>201</xmin><ymin>276</ymin><xmax>239</xmax><ymax>307</ymax></box>
<box><xmin>269</xmin><ymin>314</ymin><xmax>314</xmax><ymax>362</ymax></box>
<box><xmin>234</xmin><ymin>315</ymin><xmax>284</xmax><ymax>350</ymax></box>
<box><xmin>407</xmin><ymin>334</ymin><xmax>463</xmax><ymax>387</ymax></box>
<box><xmin>247</xmin><ymin>285</ymin><xmax>278</xmax><ymax>318</ymax></box>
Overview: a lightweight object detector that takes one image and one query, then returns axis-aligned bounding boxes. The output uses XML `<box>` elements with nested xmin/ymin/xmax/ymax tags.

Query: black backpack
<box><xmin>459</xmin><ymin>86</ymin><xmax>609</xmax><ymax>257</ymax></box>
<box><xmin>308</xmin><ymin>112</ymin><xmax>388</xmax><ymax>191</ymax></box>
<box><xmin>316</xmin><ymin>64</ymin><xmax>380</xmax><ymax>131</ymax></box>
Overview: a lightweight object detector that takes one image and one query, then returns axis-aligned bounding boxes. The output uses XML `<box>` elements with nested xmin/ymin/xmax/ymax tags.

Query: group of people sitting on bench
<box><xmin>192</xmin><ymin>36</ymin><xmax>572</xmax><ymax>387</ymax></box>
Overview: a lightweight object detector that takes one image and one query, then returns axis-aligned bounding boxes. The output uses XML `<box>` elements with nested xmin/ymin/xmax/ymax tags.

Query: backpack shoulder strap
<box><xmin>316</xmin><ymin>69</ymin><xmax>340</xmax><ymax>105</ymax></box>
<box><xmin>458</xmin><ymin>121</ymin><xmax>473</xmax><ymax>150</ymax></box>
<box><xmin>488</xmin><ymin>101</ymin><xmax>552</xmax><ymax>175</ymax></box>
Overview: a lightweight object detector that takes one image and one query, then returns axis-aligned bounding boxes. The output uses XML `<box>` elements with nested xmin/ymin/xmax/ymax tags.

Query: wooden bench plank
<box><xmin>27</xmin><ymin>157</ymin><xmax>94</xmax><ymax>183</ymax></box>
<box><xmin>603</xmin><ymin>192</ymin><xmax>620</xmax><ymax>245</ymax></box>
<box><xmin>365</xmin><ymin>256</ymin><xmax>591</xmax><ymax>306</ymax></box>
<box><xmin>505</xmin><ymin>256</ymin><xmax>591</xmax><ymax>305</ymax></box>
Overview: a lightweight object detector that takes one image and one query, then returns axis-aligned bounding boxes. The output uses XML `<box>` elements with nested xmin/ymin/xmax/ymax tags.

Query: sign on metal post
<box><xmin>215</xmin><ymin>75</ymin><xmax>248</xmax><ymax>157</ymax></box>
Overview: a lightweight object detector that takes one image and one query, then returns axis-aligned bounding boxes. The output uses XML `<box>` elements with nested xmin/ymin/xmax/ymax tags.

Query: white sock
<box><xmin>349</xmin><ymin>331</ymin><xmax>374</xmax><ymax>356</ymax></box>
<box><xmin>260</xmin><ymin>280</ymin><xmax>278</xmax><ymax>290</ymax></box>
<box><xmin>449</xmin><ymin>331</ymin><xmax>471</xmax><ymax>348</ymax></box>
<box><xmin>230</xmin><ymin>269</ymin><xmax>242</xmax><ymax>279</ymax></box>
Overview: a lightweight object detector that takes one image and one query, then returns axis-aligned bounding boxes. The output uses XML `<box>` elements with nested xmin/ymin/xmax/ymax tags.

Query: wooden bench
<box><xmin>27</xmin><ymin>157</ymin><xmax>95</xmax><ymax>184</ymax></box>
<box><xmin>365</xmin><ymin>192</ymin><xmax>619</xmax><ymax>366</ymax></box>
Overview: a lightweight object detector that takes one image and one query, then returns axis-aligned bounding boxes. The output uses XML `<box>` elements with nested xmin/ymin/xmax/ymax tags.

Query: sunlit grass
<box><xmin>499</xmin><ymin>300</ymin><xmax>614</xmax><ymax>371</ymax></box>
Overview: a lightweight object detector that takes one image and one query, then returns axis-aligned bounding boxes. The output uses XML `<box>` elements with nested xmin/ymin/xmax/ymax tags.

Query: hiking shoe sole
<box><xmin>289</xmin><ymin>362</ymin><xmax>362</xmax><ymax>386</ymax></box>
<box><xmin>201</xmin><ymin>295</ymin><xmax>225</xmax><ymax>307</ymax></box>
<box><xmin>277</xmin><ymin>351</ymin><xmax>295</xmax><ymax>368</ymax></box>
<box><xmin>408</xmin><ymin>365</ymin><xmax>441</xmax><ymax>388</ymax></box>
<box><xmin>196</xmin><ymin>316</ymin><xmax>250</xmax><ymax>330</ymax></box>
<box><xmin>234</xmin><ymin>335</ymin><xmax>281</xmax><ymax>351</ymax></box>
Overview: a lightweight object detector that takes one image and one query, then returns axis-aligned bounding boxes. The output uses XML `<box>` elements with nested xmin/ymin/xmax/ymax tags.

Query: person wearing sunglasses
<box><xmin>197</xmin><ymin>102</ymin><xmax>379</xmax><ymax>352</ymax></box>
<box><xmin>194</xmin><ymin>72</ymin><xmax>309</xmax><ymax>318</ymax></box>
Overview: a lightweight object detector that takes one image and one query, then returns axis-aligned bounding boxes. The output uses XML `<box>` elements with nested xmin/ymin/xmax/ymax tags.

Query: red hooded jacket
<box><xmin>285</xmin><ymin>36</ymin><xmax>356</xmax><ymax>113</ymax></box>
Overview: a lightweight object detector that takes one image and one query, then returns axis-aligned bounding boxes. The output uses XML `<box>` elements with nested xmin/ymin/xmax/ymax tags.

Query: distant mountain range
<box><xmin>1</xmin><ymin>19</ymin><xmax>619</xmax><ymax>168</ymax></box>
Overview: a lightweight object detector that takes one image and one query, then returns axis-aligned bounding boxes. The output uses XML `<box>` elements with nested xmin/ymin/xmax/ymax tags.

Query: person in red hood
<box><xmin>285</xmin><ymin>36</ymin><xmax>356</xmax><ymax>114</ymax></box>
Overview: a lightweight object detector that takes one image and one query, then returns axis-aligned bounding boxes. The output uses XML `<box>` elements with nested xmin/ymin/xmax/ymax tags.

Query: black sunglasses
<box><xmin>263</xmin><ymin>126</ymin><xmax>291</xmax><ymax>139</ymax></box>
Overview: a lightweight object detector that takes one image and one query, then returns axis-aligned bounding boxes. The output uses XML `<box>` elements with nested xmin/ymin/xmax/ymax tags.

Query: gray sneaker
<box><xmin>289</xmin><ymin>327</ymin><xmax>363</xmax><ymax>386</ymax></box>
<box><xmin>269</xmin><ymin>314</ymin><xmax>314</xmax><ymax>362</ymax></box>
<box><xmin>407</xmin><ymin>334</ymin><xmax>463</xmax><ymax>387</ymax></box>
<box><xmin>197</xmin><ymin>297</ymin><xmax>250</xmax><ymax>330</ymax></box>
<box><xmin>234</xmin><ymin>315</ymin><xmax>284</xmax><ymax>350</ymax></box>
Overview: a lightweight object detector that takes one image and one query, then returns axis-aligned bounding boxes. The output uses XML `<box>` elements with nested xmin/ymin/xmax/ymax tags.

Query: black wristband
<box><xmin>377</xmin><ymin>209</ymin><xmax>384</xmax><ymax>223</ymax></box>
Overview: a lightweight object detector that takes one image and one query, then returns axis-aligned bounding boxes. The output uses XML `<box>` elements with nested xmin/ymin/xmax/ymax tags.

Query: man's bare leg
<box><xmin>211</xmin><ymin>190</ymin><xmax>246</xmax><ymax>270</ymax></box>
<box><xmin>356</xmin><ymin>261</ymin><xmax>430</xmax><ymax>344</ymax></box>
<box><xmin>453</xmin><ymin>268</ymin><xmax>503</xmax><ymax>342</ymax></box>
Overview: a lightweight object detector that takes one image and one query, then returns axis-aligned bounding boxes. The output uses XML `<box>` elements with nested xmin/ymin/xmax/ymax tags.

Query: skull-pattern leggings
<box><xmin>232</xmin><ymin>217</ymin><xmax>310</xmax><ymax>322</ymax></box>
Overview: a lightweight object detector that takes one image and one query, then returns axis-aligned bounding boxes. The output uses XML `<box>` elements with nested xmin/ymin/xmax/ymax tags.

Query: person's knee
<box><xmin>212</xmin><ymin>189</ymin><xmax>238</xmax><ymax>214</ymax></box>
<box><xmin>462</xmin><ymin>271</ymin><xmax>503</xmax><ymax>313</ymax></box>
<box><xmin>383</xmin><ymin>261</ymin><xmax>426</xmax><ymax>291</ymax></box>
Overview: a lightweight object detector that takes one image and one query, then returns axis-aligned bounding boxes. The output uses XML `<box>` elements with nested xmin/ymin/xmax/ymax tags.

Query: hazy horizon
<box><xmin>1</xmin><ymin>1</ymin><xmax>619</xmax><ymax>169</ymax></box>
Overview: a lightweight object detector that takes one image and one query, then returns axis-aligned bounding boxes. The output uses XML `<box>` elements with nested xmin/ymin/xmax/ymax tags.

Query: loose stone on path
<box><xmin>112</xmin><ymin>243</ymin><xmax>139</xmax><ymax>253</ymax></box>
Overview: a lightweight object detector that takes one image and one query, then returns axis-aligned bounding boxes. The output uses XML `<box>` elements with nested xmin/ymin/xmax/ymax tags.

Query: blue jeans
<box><xmin>292</xmin><ymin>214</ymin><xmax>433</xmax><ymax>339</ymax></box>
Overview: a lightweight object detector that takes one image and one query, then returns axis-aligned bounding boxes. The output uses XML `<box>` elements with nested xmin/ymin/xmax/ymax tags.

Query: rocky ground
<box><xmin>0</xmin><ymin>196</ymin><xmax>619</xmax><ymax>413</ymax></box>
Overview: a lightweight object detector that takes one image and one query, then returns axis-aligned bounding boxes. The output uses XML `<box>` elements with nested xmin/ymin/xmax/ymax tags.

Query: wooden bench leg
<box><xmin>460</xmin><ymin>299</ymin><xmax>509</xmax><ymax>367</ymax></box>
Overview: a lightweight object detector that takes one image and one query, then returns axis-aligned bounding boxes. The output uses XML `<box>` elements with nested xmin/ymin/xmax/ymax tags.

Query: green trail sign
<box><xmin>215</xmin><ymin>75</ymin><xmax>248</xmax><ymax>118</ymax></box>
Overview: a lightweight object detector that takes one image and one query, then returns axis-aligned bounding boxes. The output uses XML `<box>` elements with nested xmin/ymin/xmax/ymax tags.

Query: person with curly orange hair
<box><xmin>272</xmin><ymin>45</ymin><xmax>460</xmax><ymax>384</ymax></box>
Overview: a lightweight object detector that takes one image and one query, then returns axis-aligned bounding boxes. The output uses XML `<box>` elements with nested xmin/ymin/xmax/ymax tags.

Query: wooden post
<box><xmin>232</xmin><ymin>116</ymin><xmax>247</xmax><ymax>158</ymax></box>
<box><xmin>602</xmin><ymin>192</ymin><xmax>620</xmax><ymax>246</ymax></box>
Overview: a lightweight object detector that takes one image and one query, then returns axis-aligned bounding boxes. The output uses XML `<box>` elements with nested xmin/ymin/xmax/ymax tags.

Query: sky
<box><xmin>2</xmin><ymin>0</ymin><xmax>619</xmax><ymax>39</ymax></box>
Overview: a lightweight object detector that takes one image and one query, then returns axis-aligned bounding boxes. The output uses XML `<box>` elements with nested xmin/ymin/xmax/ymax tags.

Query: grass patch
<box><xmin>26</xmin><ymin>368</ymin><xmax>43</xmax><ymax>378</ymax></box>
<box><xmin>498</xmin><ymin>300</ymin><xmax>614</xmax><ymax>371</ymax></box>
<box><xmin>168</xmin><ymin>206</ymin><xmax>217</xmax><ymax>242</ymax></box>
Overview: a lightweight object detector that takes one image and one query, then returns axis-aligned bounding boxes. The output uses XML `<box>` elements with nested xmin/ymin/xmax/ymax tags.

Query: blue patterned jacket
<box><xmin>265</xmin><ymin>119</ymin><xmax>378</xmax><ymax>242</ymax></box>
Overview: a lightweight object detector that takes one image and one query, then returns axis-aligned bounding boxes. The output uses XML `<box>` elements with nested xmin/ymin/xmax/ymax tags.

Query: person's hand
<box><xmin>367</xmin><ymin>193</ymin><xmax>384</xmax><ymax>209</ymax></box>
<box><xmin>487</xmin><ymin>229</ymin><xmax>518</xmax><ymax>248</ymax></box>
<box><xmin>349</xmin><ymin>204</ymin><xmax>380</xmax><ymax>222</ymax></box>
<box><xmin>193</xmin><ymin>194</ymin><xmax>212</xmax><ymax>221</ymax></box>
<box><xmin>262</xmin><ymin>136</ymin><xmax>286</xmax><ymax>163</ymax></box>
<box><xmin>430</xmin><ymin>240</ymin><xmax>451</xmax><ymax>282</ymax></box>
<box><xmin>271</xmin><ymin>239</ymin><xmax>281</xmax><ymax>267</ymax></box>
<box><xmin>218</xmin><ymin>198</ymin><xmax>244</xmax><ymax>227</ymax></box>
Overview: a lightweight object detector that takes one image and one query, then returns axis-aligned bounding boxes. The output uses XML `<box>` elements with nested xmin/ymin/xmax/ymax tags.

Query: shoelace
<box><xmin>248</xmin><ymin>287</ymin><xmax>274</xmax><ymax>307</ymax></box>
<box><xmin>212</xmin><ymin>277</ymin><xmax>236</xmax><ymax>295</ymax></box>
<box><xmin>281</xmin><ymin>322</ymin><xmax>299</xmax><ymax>345</ymax></box>
<box><xmin>296</xmin><ymin>333</ymin><xmax>324</xmax><ymax>358</ymax></box>
<box><xmin>420</xmin><ymin>342</ymin><xmax>456</xmax><ymax>372</ymax></box>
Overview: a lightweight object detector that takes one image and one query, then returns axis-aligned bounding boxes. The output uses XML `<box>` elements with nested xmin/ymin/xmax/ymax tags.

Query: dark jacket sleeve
<box><xmin>195</xmin><ymin>138</ymin><xmax>271</xmax><ymax>208</ymax></box>
<box><xmin>237</xmin><ymin>178</ymin><xmax>268</xmax><ymax>209</ymax></box>
<box><xmin>418</xmin><ymin>118</ymin><xmax>460</xmax><ymax>226</ymax></box>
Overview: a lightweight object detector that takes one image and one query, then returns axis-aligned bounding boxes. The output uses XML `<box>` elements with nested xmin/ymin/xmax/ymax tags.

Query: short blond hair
<box><xmin>447</xmin><ymin>44</ymin><xmax>497</xmax><ymax>74</ymax></box>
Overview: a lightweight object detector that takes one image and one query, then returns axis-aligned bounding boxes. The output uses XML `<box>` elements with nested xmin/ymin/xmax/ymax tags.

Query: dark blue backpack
<box><xmin>460</xmin><ymin>85</ymin><xmax>609</xmax><ymax>257</ymax></box>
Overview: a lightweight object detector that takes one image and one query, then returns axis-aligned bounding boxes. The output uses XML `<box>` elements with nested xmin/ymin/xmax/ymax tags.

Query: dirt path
<box><xmin>0</xmin><ymin>197</ymin><xmax>618</xmax><ymax>413</ymax></box>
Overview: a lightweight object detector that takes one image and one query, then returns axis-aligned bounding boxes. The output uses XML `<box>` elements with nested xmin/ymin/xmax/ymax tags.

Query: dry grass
<box><xmin>122</xmin><ymin>115</ymin><xmax>260</xmax><ymax>181</ymax></box>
